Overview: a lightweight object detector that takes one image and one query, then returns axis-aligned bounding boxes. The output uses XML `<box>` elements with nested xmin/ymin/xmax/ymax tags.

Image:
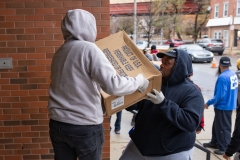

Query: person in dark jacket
<box><xmin>223</xmin><ymin>107</ymin><xmax>240</xmax><ymax>160</ymax></box>
<box><xmin>119</xmin><ymin>49</ymin><xmax>204</xmax><ymax>160</ymax></box>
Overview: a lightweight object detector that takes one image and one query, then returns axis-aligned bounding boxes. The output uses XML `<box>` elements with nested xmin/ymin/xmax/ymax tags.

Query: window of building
<box><xmin>214</xmin><ymin>4</ymin><xmax>219</xmax><ymax>18</ymax></box>
<box><xmin>214</xmin><ymin>31</ymin><xmax>222</xmax><ymax>39</ymax></box>
<box><xmin>223</xmin><ymin>2</ymin><xmax>228</xmax><ymax>17</ymax></box>
<box><xmin>237</xmin><ymin>0</ymin><xmax>240</xmax><ymax>15</ymax></box>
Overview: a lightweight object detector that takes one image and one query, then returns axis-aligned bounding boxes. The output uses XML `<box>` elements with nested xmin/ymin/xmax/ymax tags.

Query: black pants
<box><xmin>211</xmin><ymin>108</ymin><xmax>232</xmax><ymax>151</ymax></box>
<box><xmin>49</xmin><ymin>119</ymin><xmax>104</xmax><ymax>160</ymax></box>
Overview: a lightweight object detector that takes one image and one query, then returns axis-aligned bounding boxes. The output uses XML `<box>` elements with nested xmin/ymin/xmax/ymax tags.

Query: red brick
<box><xmin>5</xmin><ymin>2</ymin><xmax>24</xmax><ymax>8</ymax></box>
<box><xmin>6</xmin><ymin>15</ymin><xmax>24</xmax><ymax>21</ymax></box>
<box><xmin>17</xmin><ymin>47</ymin><xmax>35</xmax><ymax>53</ymax></box>
<box><xmin>1</xmin><ymin>85</ymin><xmax>19</xmax><ymax>90</ymax></box>
<box><xmin>12</xmin><ymin>103</ymin><xmax>29</xmax><ymax>108</ymax></box>
<box><xmin>29</xmin><ymin>78</ymin><xmax>46</xmax><ymax>83</ymax></box>
<box><xmin>16</xmin><ymin>9</ymin><xmax>34</xmax><ymax>15</ymax></box>
<box><xmin>26</xmin><ymin>41</ymin><xmax>44</xmax><ymax>47</ymax></box>
<box><xmin>5</xmin><ymin>156</ymin><xmax>22</xmax><ymax>160</ymax></box>
<box><xmin>44</xmin><ymin>28</ymin><xmax>61</xmax><ymax>33</ymax></box>
<box><xmin>0</xmin><ymin>35</ymin><xmax>16</xmax><ymax>40</ymax></box>
<box><xmin>9</xmin><ymin>53</ymin><xmax>27</xmax><ymax>59</ymax></box>
<box><xmin>0</xmin><ymin>9</ymin><xmax>15</xmax><ymax>15</ymax></box>
<box><xmin>4</xmin><ymin>132</ymin><xmax>21</xmax><ymax>138</ymax></box>
<box><xmin>13</xmin><ymin>126</ymin><xmax>31</xmax><ymax>132</ymax></box>
<box><xmin>22</xmin><ymin>155</ymin><xmax>40</xmax><ymax>160</ymax></box>
<box><xmin>0</xmin><ymin>79</ymin><xmax>9</xmax><ymax>84</ymax></box>
<box><xmin>12</xmin><ymin>114</ymin><xmax>30</xmax><ymax>120</ymax></box>
<box><xmin>5</xmin><ymin>144</ymin><xmax>22</xmax><ymax>149</ymax></box>
<box><xmin>22</xmin><ymin>132</ymin><xmax>39</xmax><ymax>138</ymax></box>
<box><xmin>25</xmin><ymin>15</ymin><xmax>44</xmax><ymax>21</ymax></box>
<box><xmin>31</xmin><ymin>149</ymin><xmax>49</xmax><ymax>154</ymax></box>
<box><xmin>18</xmin><ymin>60</ymin><xmax>36</xmax><ymax>66</ymax></box>
<box><xmin>63</xmin><ymin>1</ymin><xmax>82</xmax><ymax>8</ymax></box>
<box><xmin>20</xmin><ymin>96</ymin><xmax>38</xmax><ymax>102</ymax></box>
<box><xmin>29</xmin><ymin>90</ymin><xmax>47</xmax><ymax>95</ymax></box>
<box><xmin>30</xmin><ymin>114</ymin><xmax>48</xmax><ymax>119</ymax></box>
<box><xmin>11</xmin><ymin>90</ymin><xmax>29</xmax><ymax>96</ymax></box>
<box><xmin>44</xmin><ymin>2</ymin><xmax>63</xmax><ymax>8</ymax></box>
<box><xmin>16</xmin><ymin>35</ymin><xmax>34</xmax><ymax>40</ymax></box>
<box><xmin>44</xmin><ymin>15</ymin><xmax>63</xmax><ymax>21</ymax></box>
<box><xmin>40</xmin><ymin>143</ymin><xmax>52</xmax><ymax>149</ymax></box>
<box><xmin>25</xmin><ymin>2</ymin><xmax>44</xmax><ymax>8</ymax></box>
<box><xmin>13</xmin><ymin>149</ymin><xmax>31</xmax><ymax>155</ymax></box>
<box><xmin>0</xmin><ymin>29</ymin><xmax>5</xmax><ymax>34</ymax></box>
<box><xmin>83</xmin><ymin>1</ymin><xmax>101</xmax><ymax>7</ymax></box>
<box><xmin>29</xmin><ymin>101</ymin><xmax>48</xmax><ymax>108</ymax></box>
<box><xmin>0</xmin><ymin>115</ymin><xmax>11</xmax><ymax>120</ymax></box>
<box><xmin>35</xmin><ymin>34</ymin><xmax>53</xmax><ymax>40</ymax></box>
<box><xmin>0</xmin><ymin>150</ymin><xmax>12</xmax><ymax>155</ymax></box>
<box><xmin>27</xmin><ymin>53</ymin><xmax>46</xmax><ymax>59</ymax></box>
<box><xmin>21</xmin><ymin>108</ymin><xmax>39</xmax><ymax>114</ymax></box>
<box><xmin>14</xmin><ymin>137</ymin><xmax>32</xmax><ymax>143</ymax></box>
<box><xmin>0</xmin><ymin>48</ymin><xmax>16</xmax><ymax>53</ymax></box>
<box><xmin>32</xmin><ymin>137</ymin><xmax>49</xmax><ymax>143</ymax></box>
<box><xmin>25</xmin><ymin>28</ymin><xmax>43</xmax><ymax>34</ymax></box>
<box><xmin>15</xmin><ymin>22</ymin><xmax>34</xmax><ymax>28</ymax></box>
<box><xmin>0</xmin><ymin>127</ymin><xmax>12</xmax><ymax>132</ymax></box>
<box><xmin>28</xmin><ymin>66</ymin><xmax>46</xmax><ymax>71</ymax></box>
<box><xmin>3</xmin><ymin>108</ymin><xmax>21</xmax><ymax>114</ymax></box>
<box><xmin>36</xmin><ymin>47</ymin><xmax>55</xmax><ymax>53</ymax></box>
<box><xmin>7</xmin><ymin>41</ymin><xmax>26</xmax><ymax>47</ymax></box>
<box><xmin>1</xmin><ymin>73</ymin><xmax>19</xmax><ymax>78</ymax></box>
<box><xmin>35</xmin><ymin>8</ymin><xmax>53</xmax><ymax>14</ymax></box>
<box><xmin>22</xmin><ymin>143</ymin><xmax>40</xmax><ymax>149</ymax></box>
<box><xmin>37</xmin><ymin>72</ymin><xmax>51</xmax><ymax>77</ymax></box>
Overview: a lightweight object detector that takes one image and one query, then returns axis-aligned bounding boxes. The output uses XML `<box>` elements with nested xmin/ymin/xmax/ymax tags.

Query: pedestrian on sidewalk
<box><xmin>203</xmin><ymin>56</ymin><xmax>238</xmax><ymax>155</ymax></box>
<box><xmin>223</xmin><ymin>59</ymin><xmax>240</xmax><ymax>160</ymax></box>
<box><xmin>47</xmin><ymin>9</ymin><xmax>149</xmax><ymax>160</ymax></box>
<box><xmin>110</xmin><ymin>111</ymin><xmax>122</xmax><ymax>134</ymax></box>
<box><xmin>119</xmin><ymin>49</ymin><xmax>204</xmax><ymax>160</ymax></box>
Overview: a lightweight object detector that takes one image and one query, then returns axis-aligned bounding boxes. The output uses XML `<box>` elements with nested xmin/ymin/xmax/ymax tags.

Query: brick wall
<box><xmin>0</xmin><ymin>1</ymin><xmax>110</xmax><ymax>160</ymax></box>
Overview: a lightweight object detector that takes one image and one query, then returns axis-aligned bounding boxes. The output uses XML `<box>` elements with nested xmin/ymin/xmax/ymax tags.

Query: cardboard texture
<box><xmin>95</xmin><ymin>31</ymin><xmax>162</xmax><ymax>116</ymax></box>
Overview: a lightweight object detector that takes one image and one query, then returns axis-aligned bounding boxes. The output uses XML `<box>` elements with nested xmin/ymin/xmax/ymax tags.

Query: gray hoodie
<box><xmin>47</xmin><ymin>9</ymin><xmax>143</xmax><ymax>125</ymax></box>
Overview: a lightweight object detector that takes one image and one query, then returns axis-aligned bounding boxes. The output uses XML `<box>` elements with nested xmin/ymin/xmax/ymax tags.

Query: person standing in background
<box><xmin>47</xmin><ymin>9</ymin><xmax>149</xmax><ymax>160</ymax></box>
<box><xmin>223</xmin><ymin>58</ymin><xmax>240</xmax><ymax>160</ymax></box>
<box><xmin>203</xmin><ymin>57</ymin><xmax>238</xmax><ymax>155</ymax></box>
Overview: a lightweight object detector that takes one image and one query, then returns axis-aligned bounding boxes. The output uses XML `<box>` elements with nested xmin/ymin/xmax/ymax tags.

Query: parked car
<box><xmin>164</xmin><ymin>39</ymin><xmax>184</xmax><ymax>47</ymax></box>
<box><xmin>177</xmin><ymin>44</ymin><xmax>214</xmax><ymax>63</ymax></box>
<box><xmin>136</xmin><ymin>40</ymin><xmax>148</xmax><ymax>49</ymax></box>
<box><xmin>197</xmin><ymin>38</ymin><xmax>225</xmax><ymax>55</ymax></box>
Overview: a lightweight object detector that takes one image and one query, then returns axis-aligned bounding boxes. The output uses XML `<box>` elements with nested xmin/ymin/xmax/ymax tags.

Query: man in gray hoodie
<box><xmin>47</xmin><ymin>9</ymin><xmax>149</xmax><ymax>160</ymax></box>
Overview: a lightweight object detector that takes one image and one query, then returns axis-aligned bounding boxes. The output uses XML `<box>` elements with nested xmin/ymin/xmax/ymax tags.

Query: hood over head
<box><xmin>61</xmin><ymin>9</ymin><xmax>97</xmax><ymax>42</ymax></box>
<box><xmin>163</xmin><ymin>49</ymin><xmax>192</xmax><ymax>86</ymax></box>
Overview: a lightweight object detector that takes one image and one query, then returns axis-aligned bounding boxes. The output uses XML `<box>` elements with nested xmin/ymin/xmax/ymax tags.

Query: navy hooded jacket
<box><xmin>129</xmin><ymin>49</ymin><xmax>204</xmax><ymax>156</ymax></box>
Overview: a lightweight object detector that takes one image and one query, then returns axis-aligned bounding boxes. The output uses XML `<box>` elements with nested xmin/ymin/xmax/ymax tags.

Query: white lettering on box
<box><xmin>111</xmin><ymin>96</ymin><xmax>124</xmax><ymax>110</ymax></box>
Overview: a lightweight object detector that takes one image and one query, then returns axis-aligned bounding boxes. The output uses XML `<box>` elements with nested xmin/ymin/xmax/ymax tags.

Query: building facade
<box><xmin>0</xmin><ymin>1</ymin><xmax>111</xmax><ymax>160</ymax></box>
<box><xmin>207</xmin><ymin>0</ymin><xmax>240</xmax><ymax>49</ymax></box>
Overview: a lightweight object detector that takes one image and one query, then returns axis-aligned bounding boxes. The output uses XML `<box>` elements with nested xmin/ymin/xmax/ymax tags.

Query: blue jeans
<box><xmin>49</xmin><ymin>119</ymin><xmax>104</xmax><ymax>160</ymax></box>
<box><xmin>114</xmin><ymin>111</ymin><xmax>122</xmax><ymax>130</ymax></box>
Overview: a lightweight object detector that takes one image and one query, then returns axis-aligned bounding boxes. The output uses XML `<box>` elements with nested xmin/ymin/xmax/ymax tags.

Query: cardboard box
<box><xmin>95</xmin><ymin>31</ymin><xmax>162</xmax><ymax>116</ymax></box>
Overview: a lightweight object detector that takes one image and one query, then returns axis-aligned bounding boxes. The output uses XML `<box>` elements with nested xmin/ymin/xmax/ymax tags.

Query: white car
<box><xmin>136</xmin><ymin>41</ymin><xmax>148</xmax><ymax>49</ymax></box>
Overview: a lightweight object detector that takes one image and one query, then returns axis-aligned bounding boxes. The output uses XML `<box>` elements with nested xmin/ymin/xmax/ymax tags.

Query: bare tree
<box><xmin>192</xmin><ymin>0</ymin><xmax>210</xmax><ymax>43</ymax></box>
<box><xmin>110</xmin><ymin>16</ymin><xmax>134</xmax><ymax>35</ymax></box>
<box><xmin>154</xmin><ymin>0</ymin><xmax>186</xmax><ymax>40</ymax></box>
<box><xmin>137</xmin><ymin>0</ymin><xmax>159</xmax><ymax>48</ymax></box>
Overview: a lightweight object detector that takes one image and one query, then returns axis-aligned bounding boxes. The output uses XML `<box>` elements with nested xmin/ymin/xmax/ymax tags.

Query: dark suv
<box><xmin>197</xmin><ymin>38</ymin><xmax>225</xmax><ymax>55</ymax></box>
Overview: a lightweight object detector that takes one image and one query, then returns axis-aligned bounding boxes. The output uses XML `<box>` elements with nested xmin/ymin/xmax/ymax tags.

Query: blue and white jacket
<box><xmin>206</xmin><ymin>69</ymin><xmax>238</xmax><ymax>110</ymax></box>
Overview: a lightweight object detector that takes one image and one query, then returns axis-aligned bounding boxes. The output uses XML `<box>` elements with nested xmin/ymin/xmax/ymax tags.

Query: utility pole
<box><xmin>229</xmin><ymin>0</ymin><xmax>236</xmax><ymax>55</ymax></box>
<box><xmin>133</xmin><ymin>0</ymin><xmax>137</xmax><ymax>44</ymax></box>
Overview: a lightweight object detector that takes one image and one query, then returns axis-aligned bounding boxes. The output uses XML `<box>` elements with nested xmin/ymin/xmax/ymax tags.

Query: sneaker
<box><xmin>214</xmin><ymin>149</ymin><xmax>225</xmax><ymax>155</ymax></box>
<box><xmin>234</xmin><ymin>152</ymin><xmax>240</xmax><ymax>160</ymax></box>
<box><xmin>114</xmin><ymin>130</ymin><xmax>120</xmax><ymax>134</ymax></box>
<box><xmin>203</xmin><ymin>142</ymin><xmax>218</xmax><ymax>149</ymax></box>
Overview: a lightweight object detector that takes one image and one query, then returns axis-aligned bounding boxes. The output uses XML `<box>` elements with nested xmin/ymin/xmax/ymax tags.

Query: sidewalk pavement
<box><xmin>110</xmin><ymin>96</ymin><xmax>237</xmax><ymax>160</ymax></box>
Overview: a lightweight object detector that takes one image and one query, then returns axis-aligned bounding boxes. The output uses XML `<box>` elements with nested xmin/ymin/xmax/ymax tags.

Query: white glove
<box><xmin>146</xmin><ymin>89</ymin><xmax>165</xmax><ymax>104</ymax></box>
<box><xmin>135</xmin><ymin>74</ymin><xmax>149</xmax><ymax>93</ymax></box>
